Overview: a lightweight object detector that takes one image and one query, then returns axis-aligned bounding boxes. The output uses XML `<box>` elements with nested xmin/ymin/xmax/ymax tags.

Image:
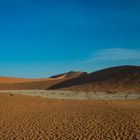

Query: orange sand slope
<box><xmin>0</xmin><ymin>93</ymin><xmax>140</xmax><ymax>140</ymax></box>
<box><xmin>0</xmin><ymin>71</ymin><xmax>85</xmax><ymax>90</ymax></box>
<box><xmin>0</xmin><ymin>76</ymin><xmax>52</xmax><ymax>83</ymax></box>
<box><xmin>0</xmin><ymin>77</ymin><xmax>37</xmax><ymax>83</ymax></box>
<box><xmin>0</xmin><ymin>71</ymin><xmax>86</xmax><ymax>83</ymax></box>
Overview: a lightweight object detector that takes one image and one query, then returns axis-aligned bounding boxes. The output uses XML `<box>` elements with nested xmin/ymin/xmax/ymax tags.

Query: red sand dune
<box><xmin>48</xmin><ymin>65</ymin><xmax>140</xmax><ymax>93</ymax></box>
<box><xmin>50</xmin><ymin>71</ymin><xmax>87</xmax><ymax>79</ymax></box>
<box><xmin>0</xmin><ymin>77</ymin><xmax>42</xmax><ymax>83</ymax></box>
<box><xmin>0</xmin><ymin>71</ymin><xmax>86</xmax><ymax>90</ymax></box>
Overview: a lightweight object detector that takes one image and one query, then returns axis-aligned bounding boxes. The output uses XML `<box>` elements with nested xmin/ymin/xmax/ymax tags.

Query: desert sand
<box><xmin>0</xmin><ymin>93</ymin><xmax>140</xmax><ymax>140</ymax></box>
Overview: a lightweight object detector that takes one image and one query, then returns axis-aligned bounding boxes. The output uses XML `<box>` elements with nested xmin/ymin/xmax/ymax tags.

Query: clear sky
<box><xmin>0</xmin><ymin>0</ymin><xmax>140</xmax><ymax>78</ymax></box>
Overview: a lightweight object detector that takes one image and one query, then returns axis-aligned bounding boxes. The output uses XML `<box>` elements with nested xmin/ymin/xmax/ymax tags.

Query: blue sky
<box><xmin>0</xmin><ymin>0</ymin><xmax>140</xmax><ymax>78</ymax></box>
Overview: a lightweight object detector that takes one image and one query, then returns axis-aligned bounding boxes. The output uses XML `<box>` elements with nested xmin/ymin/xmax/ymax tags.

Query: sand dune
<box><xmin>50</xmin><ymin>71</ymin><xmax>87</xmax><ymax>79</ymax></box>
<box><xmin>0</xmin><ymin>93</ymin><xmax>139</xmax><ymax>140</ymax></box>
<box><xmin>0</xmin><ymin>71</ymin><xmax>86</xmax><ymax>83</ymax></box>
<box><xmin>0</xmin><ymin>79</ymin><xmax>64</xmax><ymax>90</ymax></box>
<box><xmin>0</xmin><ymin>77</ymin><xmax>38</xmax><ymax>83</ymax></box>
<box><xmin>0</xmin><ymin>71</ymin><xmax>84</xmax><ymax>90</ymax></box>
<box><xmin>48</xmin><ymin>65</ymin><xmax>140</xmax><ymax>93</ymax></box>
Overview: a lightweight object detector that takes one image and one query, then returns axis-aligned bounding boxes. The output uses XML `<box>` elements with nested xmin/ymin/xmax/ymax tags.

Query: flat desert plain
<box><xmin>0</xmin><ymin>93</ymin><xmax>140</xmax><ymax>140</ymax></box>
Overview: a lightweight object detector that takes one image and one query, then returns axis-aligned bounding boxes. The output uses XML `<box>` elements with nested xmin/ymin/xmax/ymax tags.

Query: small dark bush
<box><xmin>106</xmin><ymin>90</ymin><xmax>113</xmax><ymax>94</ymax></box>
<box><xmin>10</xmin><ymin>93</ymin><xmax>13</xmax><ymax>96</ymax></box>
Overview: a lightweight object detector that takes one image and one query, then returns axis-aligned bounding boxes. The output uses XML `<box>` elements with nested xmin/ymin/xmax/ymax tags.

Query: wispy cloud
<box><xmin>87</xmin><ymin>48</ymin><xmax>140</xmax><ymax>63</ymax></box>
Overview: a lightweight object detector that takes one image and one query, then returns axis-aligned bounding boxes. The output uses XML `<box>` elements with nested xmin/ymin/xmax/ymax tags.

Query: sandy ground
<box><xmin>0</xmin><ymin>93</ymin><xmax>140</xmax><ymax>140</ymax></box>
<box><xmin>0</xmin><ymin>90</ymin><xmax>140</xmax><ymax>100</ymax></box>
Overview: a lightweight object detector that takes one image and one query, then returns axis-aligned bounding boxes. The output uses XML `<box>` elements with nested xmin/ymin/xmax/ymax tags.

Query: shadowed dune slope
<box><xmin>48</xmin><ymin>65</ymin><xmax>140</xmax><ymax>93</ymax></box>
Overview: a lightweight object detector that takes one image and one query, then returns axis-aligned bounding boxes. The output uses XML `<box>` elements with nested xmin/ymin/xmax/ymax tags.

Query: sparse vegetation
<box><xmin>106</xmin><ymin>90</ymin><xmax>113</xmax><ymax>94</ymax></box>
<box><xmin>9</xmin><ymin>93</ymin><xmax>13</xmax><ymax>96</ymax></box>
